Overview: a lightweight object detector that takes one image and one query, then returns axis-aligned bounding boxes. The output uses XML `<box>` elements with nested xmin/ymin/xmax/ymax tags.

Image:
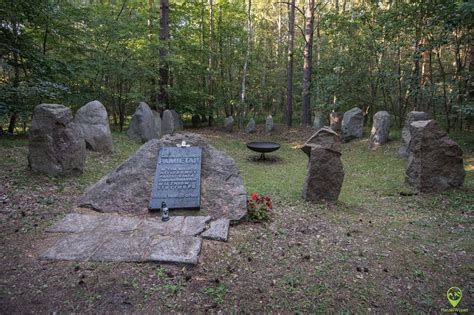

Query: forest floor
<box><xmin>0</xmin><ymin>125</ymin><xmax>473</xmax><ymax>313</ymax></box>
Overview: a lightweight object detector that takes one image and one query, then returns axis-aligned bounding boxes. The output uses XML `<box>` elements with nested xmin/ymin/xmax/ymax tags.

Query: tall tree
<box><xmin>159</xmin><ymin>0</ymin><xmax>170</xmax><ymax>108</ymax></box>
<box><xmin>239</xmin><ymin>0</ymin><xmax>252</xmax><ymax>129</ymax></box>
<box><xmin>285</xmin><ymin>0</ymin><xmax>296</xmax><ymax>127</ymax></box>
<box><xmin>300</xmin><ymin>0</ymin><xmax>315</xmax><ymax>127</ymax></box>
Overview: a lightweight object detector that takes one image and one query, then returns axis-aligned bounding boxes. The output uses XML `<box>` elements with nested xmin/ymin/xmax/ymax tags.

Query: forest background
<box><xmin>1</xmin><ymin>0</ymin><xmax>473</xmax><ymax>134</ymax></box>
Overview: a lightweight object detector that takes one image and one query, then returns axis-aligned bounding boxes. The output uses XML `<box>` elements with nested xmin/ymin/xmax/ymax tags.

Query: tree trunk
<box><xmin>300</xmin><ymin>0</ymin><xmax>315</xmax><ymax>128</ymax></box>
<box><xmin>285</xmin><ymin>0</ymin><xmax>296</xmax><ymax>127</ymax></box>
<box><xmin>207</xmin><ymin>0</ymin><xmax>214</xmax><ymax>126</ymax></box>
<box><xmin>159</xmin><ymin>0</ymin><xmax>170</xmax><ymax>108</ymax></box>
<box><xmin>436</xmin><ymin>48</ymin><xmax>450</xmax><ymax>132</ymax></box>
<box><xmin>239</xmin><ymin>0</ymin><xmax>252</xmax><ymax>129</ymax></box>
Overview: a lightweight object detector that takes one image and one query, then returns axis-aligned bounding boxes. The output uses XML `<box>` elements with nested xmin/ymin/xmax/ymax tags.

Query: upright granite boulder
<box><xmin>406</xmin><ymin>120</ymin><xmax>465</xmax><ymax>192</ymax></box>
<box><xmin>330</xmin><ymin>111</ymin><xmax>343</xmax><ymax>132</ymax></box>
<box><xmin>265</xmin><ymin>115</ymin><xmax>274</xmax><ymax>133</ymax></box>
<box><xmin>224</xmin><ymin>116</ymin><xmax>234</xmax><ymax>133</ymax></box>
<box><xmin>78</xmin><ymin>133</ymin><xmax>247</xmax><ymax>222</ymax></box>
<box><xmin>127</xmin><ymin>102</ymin><xmax>157</xmax><ymax>143</ymax></box>
<box><xmin>161</xmin><ymin>110</ymin><xmax>176</xmax><ymax>135</ymax></box>
<box><xmin>342</xmin><ymin>107</ymin><xmax>363</xmax><ymax>142</ymax></box>
<box><xmin>245</xmin><ymin>118</ymin><xmax>256</xmax><ymax>133</ymax></box>
<box><xmin>170</xmin><ymin>110</ymin><xmax>183</xmax><ymax>131</ymax></box>
<box><xmin>368</xmin><ymin>111</ymin><xmax>390</xmax><ymax>150</ymax></box>
<box><xmin>301</xmin><ymin>128</ymin><xmax>344</xmax><ymax>203</ymax></box>
<box><xmin>152</xmin><ymin>110</ymin><xmax>162</xmax><ymax>139</ymax></box>
<box><xmin>74</xmin><ymin>100</ymin><xmax>113</xmax><ymax>153</ymax></box>
<box><xmin>28</xmin><ymin>104</ymin><xmax>86</xmax><ymax>176</ymax></box>
<box><xmin>313</xmin><ymin>111</ymin><xmax>327</xmax><ymax>130</ymax></box>
<box><xmin>399</xmin><ymin>111</ymin><xmax>429</xmax><ymax>158</ymax></box>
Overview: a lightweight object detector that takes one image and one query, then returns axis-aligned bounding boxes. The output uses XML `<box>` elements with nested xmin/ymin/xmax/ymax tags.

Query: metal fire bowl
<box><xmin>246</xmin><ymin>141</ymin><xmax>281</xmax><ymax>153</ymax></box>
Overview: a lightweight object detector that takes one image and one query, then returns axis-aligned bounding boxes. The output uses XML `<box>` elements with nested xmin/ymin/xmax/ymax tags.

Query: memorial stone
<box><xmin>149</xmin><ymin>146</ymin><xmax>202</xmax><ymax>210</ymax></box>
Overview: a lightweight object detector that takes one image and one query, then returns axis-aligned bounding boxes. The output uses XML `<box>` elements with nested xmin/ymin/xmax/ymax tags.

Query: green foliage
<box><xmin>203</xmin><ymin>283</ymin><xmax>227</xmax><ymax>306</ymax></box>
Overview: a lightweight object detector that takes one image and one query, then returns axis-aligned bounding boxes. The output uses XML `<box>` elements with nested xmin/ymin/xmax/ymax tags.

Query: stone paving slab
<box><xmin>46</xmin><ymin>213</ymin><xmax>103</xmax><ymax>233</ymax></box>
<box><xmin>91</xmin><ymin>235</ymin><xmax>152</xmax><ymax>262</ymax></box>
<box><xmin>41</xmin><ymin>232</ymin><xmax>107</xmax><ymax>261</ymax></box>
<box><xmin>136</xmin><ymin>216</ymin><xmax>185</xmax><ymax>237</ymax></box>
<box><xmin>202</xmin><ymin>219</ymin><xmax>230</xmax><ymax>242</ymax></box>
<box><xmin>42</xmin><ymin>213</ymin><xmax>229</xmax><ymax>265</ymax></box>
<box><xmin>147</xmin><ymin>236</ymin><xmax>202</xmax><ymax>265</ymax></box>
<box><xmin>181</xmin><ymin>216</ymin><xmax>212</xmax><ymax>236</ymax></box>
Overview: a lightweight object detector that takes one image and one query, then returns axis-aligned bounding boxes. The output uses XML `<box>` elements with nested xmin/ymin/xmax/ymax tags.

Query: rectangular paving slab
<box><xmin>41</xmin><ymin>232</ymin><xmax>108</xmax><ymax>261</ymax></box>
<box><xmin>46</xmin><ymin>213</ymin><xmax>104</xmax><ymax>233</ymax></box>
<box><xmin>91</xmin><ymin>235</ymin><xmax>152</xmax><ymax>262</ymax></box>
<box><xmin>201</xmin><ymin>219</ymin><xmax>230</xmax><ymax>242</ymax></box>
<box><xmin>147</xmin><ymin>236</ymin><xmax>202</xmax><ymax>265</ymax></box>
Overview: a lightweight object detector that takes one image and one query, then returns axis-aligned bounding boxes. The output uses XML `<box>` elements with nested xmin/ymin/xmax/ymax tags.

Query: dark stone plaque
<box><xmin>149</xmin><ymin>146</ymin><xmax>202</xmax><ymax>210</ymax></box>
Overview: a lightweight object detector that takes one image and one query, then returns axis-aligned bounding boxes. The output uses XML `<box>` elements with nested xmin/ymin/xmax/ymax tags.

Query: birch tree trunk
<box><xmin>239</xmin><ymin>0</ymin><xmax>252</xmax><ymax>129</ymax></box>
<box><xmin>284</xmin><ymin>0</ymin><xmax>296</xmax><ymax>126</ymax></box>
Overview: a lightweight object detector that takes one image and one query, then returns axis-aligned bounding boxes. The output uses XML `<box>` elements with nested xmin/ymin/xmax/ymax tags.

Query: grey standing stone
<box><xmin>152</xmin><ymin>110</ymin><xmax>162</xmax><ymax>139</ymax></box>
<box><xmin>74</xmin><ymin>100</ymin><xmax>113</xmax><ymax>153</ymax></box>
<box><xmin>191</xmin><ymin>114</ymin><xmax>201</xmax><ymax>128</ymax></box>
<box><xmin>406</xmin><ymin>120</ymin><xmax>465</xmax><ymax>192</ymax></box>
<box><xmin>313</xmin><ymin>111</ymin><xmax>327</xmax><ymax>130</ymax></box>
<box><xmin>368</xmin><ymin>111</ymin><xmax>390</xmax><ymax>149</ymax></box>
<box><xmin>161</xmin><ymin>110</ymin><xmax>175</xmax><ymax>135</ymax></box>
<box><xmin>28</xmin><ymin>104</ymin><xmax>85</xmax><ymax>176</ymax></box>
<box><xmin>301</xmin><ymin>128</ymin><xmax>344</xmax><ymax>203</ymax></box>
<box><xmin>265</xmin><ymin>115</ymin><xmax>274</xmax><ymax>133</ymax></box>
<box><xmin>330</xmin><ymin>111</ymin><xmax>343</xmax><ymax>132</ymax></box>
<box><xmin>224</xmin><ymin>116</ymin><xmax>234</xmax><ymax>133</ymax></box>
<box><xmin>202</xmin><ymin>219</ymin><xmax>230</xmax><ymax>242</ymax></box>
<box><xmin>399</xmin><ymin>111</ymin><xmax>429</xmax><ymax>158</ymax></box>
<box><xmin>170</xmin><ymin>110</ymin><xmax>183</xmax><ymax>131</ymax></box>
<box><xmin>342</xmin><ymin>107</ymin><xmax>363</xmax><ymax>142</ymax></box>
<box><xmin>127</xmin><ymin>102</ymin><xmax>157</xmax><ymax>143</ymax></box>
<box><xmin>245</xmin><ymin>118</ymin><xmax>256</xmax><ymax>133</ymax></box>
<box><xmin>78</xmin><ymin>133</ymin><xmax>247</xmax><ymax>222</ymax></box>
<box><xmin>147</xmin><ymin>236</ymin><xmax>202</xmax><ymax>265</ymax></box>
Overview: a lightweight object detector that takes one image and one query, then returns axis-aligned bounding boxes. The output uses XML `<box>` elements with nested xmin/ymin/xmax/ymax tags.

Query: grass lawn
<box><xmin>0</xmin><ymin>126</ymin><xmax>472</xmax><ymax>313</ymax></box>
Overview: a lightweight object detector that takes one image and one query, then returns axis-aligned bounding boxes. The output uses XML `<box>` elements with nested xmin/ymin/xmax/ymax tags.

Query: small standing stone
<box><xmin>161</xmin><ymin>109</ymin><xmax>175</xmax><ymax>135</ymax></box>
<box><xmin>152</xmin><ymin>110</ymin><xmax>162</xmax><ymax>139</ymax></box>
<box><xmin>74</xmin><ymin>100</ymin><xmax>113</xmax><ymax>153</ymax></box>
<box><xmin>342</xmin><ymin>107</ymin><xmax>363</xmax><ymax>142</ymax></box>
<box><xmin>224</xmin><ymin>116</ymin><xmax>234</xmax><ymax>133</ymax></box>
<box><xmin>301</xmin><ymin>128</ymin><xmax>344</xmax><ymax>202</ymax></box>
<box><xmin>28</xmin><ymin>104</ymin><xmax>85</xmax><ymax>176</ymax></box>
<box><xmin>330</xmin><ymin>111</ymin><xmax>343</xmax><ymax>132</ymax></box>
<box><xmin>191</xmin><ymin>114</ymin><xmax>201</xmax><ymax>128</ymax></box>
<box><xmin>399</xmin><ymin>111</ymin><xmax>429</xmax><ymax>159</ymax></box>
<box><xmin>406</xmin><ymin>120</ymin><xmax>465</xmax><ymax>192</ymax></box>
<box><xmin>313</xmin><ymin>111</ymin><xmax>327</xmax><ymax>130</ymax></box>
<box><xmin>127</xmin><ymin>102</ymin><xmax>157</xmax><ymax>143</ymax></box>
<box><xmin>170</xmin><ymin>110</ymin><xmax>183</xmax><ymax>131</ymax></box>
<box><xmin>368</xmin><ymin>111</ymin><xmax>390</xmax><ymax>150</ymax></box>
<box><xmin>245</xmin><ymin>118</ymin><xmax>256</xmax><ymax>133</ymax></box>
<box><xmin>265</xmin><ymin>115</ymin><xmax>274</xmax><ymax>133</ymax></box>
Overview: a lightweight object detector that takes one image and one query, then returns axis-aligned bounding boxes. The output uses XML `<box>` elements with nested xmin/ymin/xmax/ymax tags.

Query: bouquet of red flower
<box><xmin>247</xmin><ymin>193</ymin><xmax>272</xmax><ymax>222</ymax></box>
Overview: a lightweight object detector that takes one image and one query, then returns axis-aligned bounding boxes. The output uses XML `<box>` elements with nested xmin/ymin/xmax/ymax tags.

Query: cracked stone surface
<box><xmin>202</xmin><ymin>219</ymin><xmax>230</xmax><ymax>242</ymax></box>
<box><xmin>148</xmin><ymin>236</ymin><xmax>202</xmax><ymax>265</ymax></box>
<box><xmin>41</xmin><ymin>213</ymin><xmax>229</xmax><ymax>265</ymax></box>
